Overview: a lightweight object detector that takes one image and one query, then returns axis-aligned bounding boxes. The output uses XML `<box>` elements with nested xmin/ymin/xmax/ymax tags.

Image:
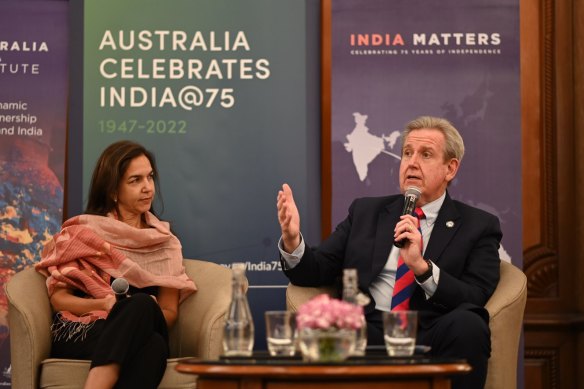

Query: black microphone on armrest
<box><xmin>394</xmin><ymin>186</ymin><xmax>421</xmax><ymax>248</ymax></box>
<box><xmin>111</xmin><ymin>278</ymin><xmax>129</xmax><ymax>301</ymax></box>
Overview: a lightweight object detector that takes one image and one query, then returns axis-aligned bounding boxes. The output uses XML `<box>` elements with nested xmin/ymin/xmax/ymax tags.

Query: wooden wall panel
<box><xmin>521</xmin><ymin>0</ymin><xmax>543</xmax><ymax>253</ymax></box>
<box><xmin>522</xmin><ymin>0</ymin><xmax>584</xmax><ymax>386</ymax></box>
<box><xmin>522</xmin><ymin>0</ymin><xmax>561</xmax><ymax>305</ymax></box>
<box><xmin>574</xmin><ymin>0</ymin><xmax>584</xmax><ymax>386</ymax></box>
<box><xmin>574</xmin><ymin>0</ymin><xmax>584</xmax><ymax>315</ymax></box>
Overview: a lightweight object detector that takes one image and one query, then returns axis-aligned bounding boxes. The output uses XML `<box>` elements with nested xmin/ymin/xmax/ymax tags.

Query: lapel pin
<box><xmin>446</xmin><ymin>221</ymin><xmax>455</xmax><ymax>228</ymax></box>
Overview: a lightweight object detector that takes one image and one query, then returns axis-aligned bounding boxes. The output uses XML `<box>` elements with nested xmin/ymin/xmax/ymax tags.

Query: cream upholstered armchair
<box><xmin>6</xmin><ymin>259</ymin><xmax>233</xmax><ymax>389</ymax></box>
<box><xmin>286</xmin><ymin>260</ymin><xmax>527</xmax><ymax>389</ymax></box>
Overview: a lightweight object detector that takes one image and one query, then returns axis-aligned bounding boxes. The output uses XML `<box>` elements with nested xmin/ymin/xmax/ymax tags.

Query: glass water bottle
<box><xmin>223</xmin><ymin>262</ymin><xmax>255</xmax><ymax>356</ymax></box>
<box><xmin>342</xmin><ymin>268</ymin><xmax>368</xmax><ymax>356</ymax></box>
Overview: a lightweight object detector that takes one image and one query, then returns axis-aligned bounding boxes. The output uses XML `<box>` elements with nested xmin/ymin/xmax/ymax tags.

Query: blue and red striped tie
<box><xmin>390</xmin><ymin>207</ymin><xmax>425</xmax><ymax>311</ymax></box>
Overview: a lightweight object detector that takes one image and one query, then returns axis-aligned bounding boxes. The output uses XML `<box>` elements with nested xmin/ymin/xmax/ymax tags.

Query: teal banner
<box><xmin>79</xmin><ymin>0</ymin><xmax>320</xmax><ymax>348</ymax></box>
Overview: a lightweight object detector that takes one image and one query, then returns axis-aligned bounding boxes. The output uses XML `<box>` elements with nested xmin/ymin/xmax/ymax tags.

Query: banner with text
<box><xmin>80</xmin><ymin>0</ymin><xmax>320</xmax><ymax>348</ymax></box>
<box><xmin>331</xmin><ymin>0</ymin><xmax>522</xmax><ymax>266</ymax></box>
<box><xmin>0</xmin><ymin>1</ymin><xmax>68</xmax><ymax>384</ymax></box>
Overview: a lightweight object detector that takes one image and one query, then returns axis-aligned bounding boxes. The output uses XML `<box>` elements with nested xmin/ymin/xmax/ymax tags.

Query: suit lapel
<box><xmin>424</xmin><ymin>193</ymin><xmax>461</xmax><ymax>263</ymax></box>
<box><xmin>371</xmin><ymin>196</ymin><xmax>403</xmax><ymax>277</ymax></box>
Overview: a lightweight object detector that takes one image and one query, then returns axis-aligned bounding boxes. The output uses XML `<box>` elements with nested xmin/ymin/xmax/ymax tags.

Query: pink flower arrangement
<box><xmin>296</xmin><ymin>294</ymin><xmax>364</xmax><ymax>331</ymax></box>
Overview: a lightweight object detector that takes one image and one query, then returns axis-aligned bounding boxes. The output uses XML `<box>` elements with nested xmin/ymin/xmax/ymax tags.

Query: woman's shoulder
<box><xmin>62</xmin><ymin>213</ymin><xmax>110</xmax><ymax>228</ymax></box>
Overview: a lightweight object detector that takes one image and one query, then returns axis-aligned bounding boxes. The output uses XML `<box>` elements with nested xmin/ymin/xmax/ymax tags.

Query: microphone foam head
<box><xmin>405</xmin><ymin>186</ymin><xmax>421</xmax><ymax>199</ymax></box>
<box><xmin>111</xmin><ymin>277</ymin><xmax>129</xmax><ymax>294</ymax></box>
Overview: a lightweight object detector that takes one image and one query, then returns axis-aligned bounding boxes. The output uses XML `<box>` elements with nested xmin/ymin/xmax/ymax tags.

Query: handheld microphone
<box><xmin>394</xmin><ymin>186</ymin><xmax>421</xmax><ymax>248</ymax></box>
<box><xmin>111</xmin><ymin>278</ymin><xmax>129</xmax><ymax>301</ymax></box>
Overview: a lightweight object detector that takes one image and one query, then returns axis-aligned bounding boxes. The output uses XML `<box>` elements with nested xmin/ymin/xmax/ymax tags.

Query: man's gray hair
<box><xmin>402</xmin><ymin>116</ymin><xmax>465</xmax><ymax>162</ymax></box>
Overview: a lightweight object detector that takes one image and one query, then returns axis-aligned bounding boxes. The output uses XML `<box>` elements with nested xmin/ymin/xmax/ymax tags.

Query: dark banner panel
<box><xmin>0</xmin><ymin>1</ymin><xmax>69</xmax><ymax>384</ymax></box>
<box><xmin>329</xmin><ymin>1</ymin><xmax>522</xmax><ymax>386</ymax></box>
<box><xmin>330</xmin><ymin>0</ymin><xmax>522</xmax><ymax>266</ymax></box>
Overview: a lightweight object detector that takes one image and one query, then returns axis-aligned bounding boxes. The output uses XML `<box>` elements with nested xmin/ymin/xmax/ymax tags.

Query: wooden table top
<box><xmin>176</xmin><ymin>357</ymin><xmax>472</xmax><ymax>378</ymax></box>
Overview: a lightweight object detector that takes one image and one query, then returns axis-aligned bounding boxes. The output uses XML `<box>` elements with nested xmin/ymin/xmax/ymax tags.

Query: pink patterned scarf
<box><xmin>35</xmin><ymin>212</ymin><xmax>197</xmax><ymax>328</ymax></box>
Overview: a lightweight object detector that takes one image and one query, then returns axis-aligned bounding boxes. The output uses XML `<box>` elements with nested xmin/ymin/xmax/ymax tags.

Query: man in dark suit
<box><xmin>277</xmin><ymin>116</ymin><xmax>501</xmax><ymax>389</ymax></box>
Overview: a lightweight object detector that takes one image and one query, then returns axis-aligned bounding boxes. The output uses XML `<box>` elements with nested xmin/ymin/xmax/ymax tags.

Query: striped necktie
<box><xmin>390</xmin><ymin>207</ymin><xmax>425</xmax><ymax>311</ymax></box>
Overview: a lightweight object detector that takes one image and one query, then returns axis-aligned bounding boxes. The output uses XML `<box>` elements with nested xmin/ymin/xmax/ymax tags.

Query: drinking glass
<box><xmin>264</xmin><ymin>311</ymin><xmax>296</xmax><ymax>357</ymax></box>
<box><xmin>382</xmin><ymin>310</ymin><xmax>418</xmax><ymax>356</ymax></box>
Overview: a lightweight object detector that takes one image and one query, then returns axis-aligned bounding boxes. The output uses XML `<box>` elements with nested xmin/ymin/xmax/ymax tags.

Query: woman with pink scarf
<box><xmin>35</xmin><ymin>141</ymin><xmax>196</xmax><ymax>389</ymax></box>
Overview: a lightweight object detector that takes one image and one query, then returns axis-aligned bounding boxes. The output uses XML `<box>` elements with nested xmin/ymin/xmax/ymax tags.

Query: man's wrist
<box><xmin>415</xmin><ymin>259</ymin><xmax>433</xmax><ymax>283</ymax></box>
<box><xmin>283</xmin><ymin>235</ymin><xmax>301</xmax><ymax>254</ymax></box>
<box><xmin>279</xmin><ymin>234</ymin><xmax>305</xmax><ymax>271</ymax></box>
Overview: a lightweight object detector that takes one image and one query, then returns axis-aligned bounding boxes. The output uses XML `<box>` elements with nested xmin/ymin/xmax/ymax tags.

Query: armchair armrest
<box><xmin>484</xmin><ymin>261</ymin><xmax>527</xmax><ymax>389</ymax></box>
<box><xmin>5</xmin><ymin>268</ymin><xmax>53</xmax><ymax>389</ymax></box>
<box><xmin>169</xmin><ymin>260</ymin><xmax>234</xmax><ymax>360</ymax></box>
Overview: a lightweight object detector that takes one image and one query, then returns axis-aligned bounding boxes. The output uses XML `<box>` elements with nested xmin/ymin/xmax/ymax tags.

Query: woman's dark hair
<box><xmin>85</xmin><ymin>140</ymin><xmax>162</xmax><ymax>216</ymax></box>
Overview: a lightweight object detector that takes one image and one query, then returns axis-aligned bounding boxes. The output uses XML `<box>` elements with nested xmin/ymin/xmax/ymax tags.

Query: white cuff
<box><xmin>278</xmin><ymin>233</ymin><xmax>305</xmax><ymax>270</ymax></box>
<box><xmin>417</xmin><ymin>260</ymin><xmax>440</xmax><ymax>299</ymax></box>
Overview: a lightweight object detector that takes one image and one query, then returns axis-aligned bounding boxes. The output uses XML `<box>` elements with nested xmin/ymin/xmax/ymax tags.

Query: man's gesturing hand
<box><xmin>277</xmin><ymin>183</ymin><xmax>301</xmax><ymax>253</ymax></box>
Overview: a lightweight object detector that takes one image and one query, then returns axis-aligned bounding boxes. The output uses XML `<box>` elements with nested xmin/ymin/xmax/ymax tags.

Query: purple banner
<box><xmin>331</xmin><ymin>0</ymin><xmax>521</xmax><ymax>266</ymax></box>
<box><xmin>0</xmin><ymin>1</ymin><xmax>68</xmax><ymax>384</ymax></box>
